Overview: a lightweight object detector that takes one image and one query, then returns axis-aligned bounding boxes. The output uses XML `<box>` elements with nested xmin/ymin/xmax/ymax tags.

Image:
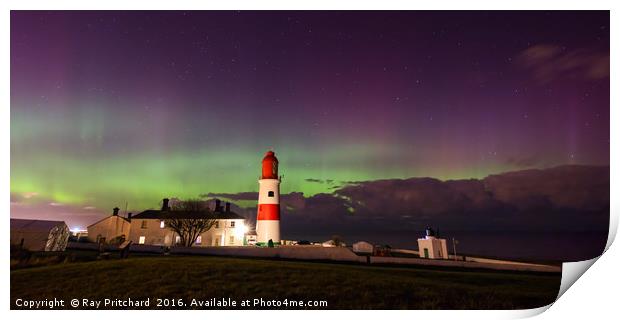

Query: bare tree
<box><xmin>164</xmin><ymin>199</ymin><xmax>217</xmax><ymax>247</ymax></box>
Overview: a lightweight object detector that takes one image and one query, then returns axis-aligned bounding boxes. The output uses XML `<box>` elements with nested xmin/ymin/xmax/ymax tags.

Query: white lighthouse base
<box><xmin>256</xmin><ymin>220</ymin><xmax>280</xmax><ymax>246</ymax></box>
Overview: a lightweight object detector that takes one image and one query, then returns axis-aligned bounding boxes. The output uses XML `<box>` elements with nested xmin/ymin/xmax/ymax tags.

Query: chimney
<box><xmin>162</xmin><ymin>198</ymin><xmax>170</xmax><ymax>211</ymax></box>
<box><xmin>113</xmin><ymin>207</ymin><xmax>119</xmax><ymax>216</ymax></box>
<box><xmin>215</xmin><ymin>199</ymin><xmax>221</xmax><ymax>212</ymax></box>
<box><xmin>225</xmin><ymin>202</ymin><xmax>230</xmax><ymax>212</ymax></box>
<box><xmin>425</xmin><ymin>227</ymin><xmax>434</xmax><ymax>237</ymax></box>
<box><xmin>127</xmin><ymin>212</ymin><xmax>132</xmax><ymax>222</ymax></box>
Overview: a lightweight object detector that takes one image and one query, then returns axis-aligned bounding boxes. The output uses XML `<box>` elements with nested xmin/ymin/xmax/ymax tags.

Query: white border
<box><xmin>0</xmin><ymin>0</ymin><xmax>616</xmax><ymax>10</ymax></box>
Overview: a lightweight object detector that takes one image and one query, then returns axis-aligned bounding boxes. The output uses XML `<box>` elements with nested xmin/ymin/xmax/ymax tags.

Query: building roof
<box><xmin>86</xmin><ymin>215</ymin><xmax>130</xmax><ymax>228</ymax></box>
<box><xmin>10</xmin><ymin>218</ymin><xmax>67</xmax><ymax>232</ymax></box>
<box><xmin>132</xmin><ymin>209</ymin><xmax>245</xmax><ymax>220</ymax></box>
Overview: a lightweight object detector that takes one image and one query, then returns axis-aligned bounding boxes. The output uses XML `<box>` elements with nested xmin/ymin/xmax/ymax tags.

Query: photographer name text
<box><xmin>14</xmin><ymin>297</ymin><xmax>327</xmax><ymax>309</ymax></box>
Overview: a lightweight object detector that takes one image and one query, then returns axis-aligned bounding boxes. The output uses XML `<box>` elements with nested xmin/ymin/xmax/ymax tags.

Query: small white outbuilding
<box><xmin>322</xmin><ymin>239</ymin><xmax>346</xmax><ymax>247</ymax></box>
<box><xmin>352</xmin><ymin>241</ymin><xmax>374</xmax><ymax>254</ymax></box>
<box><xmin>10</xmin><ymin>218</ymin><xmax>70</xmax><ymax>251</ymax></box>
<box><xmin>417</xmin><ymin>227</ymin><xmax>449</xmax><ymax>260</ymax></box>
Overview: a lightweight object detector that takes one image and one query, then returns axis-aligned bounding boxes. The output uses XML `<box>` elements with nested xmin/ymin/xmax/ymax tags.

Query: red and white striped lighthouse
<box><xmin>256</xmin><ymin>150</ymin><xmax>281</xmax><ymax>246</ymax></box>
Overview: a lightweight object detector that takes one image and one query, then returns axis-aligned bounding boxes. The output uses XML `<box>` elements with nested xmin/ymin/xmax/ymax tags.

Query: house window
<box><xmin>160</xmin><ymin>220</ymin><xmax>165</xmax><ymax>228</ymax></box>
<box><xmin>230</xmin><ymin>236</ymin><xmax>235</xmax><ymax>244</ymax></box>
<box><xmin>268</xmin><ymin>191</ymin><xmax>274</xmax><ymax>197</ymax></box>
<box><xmin>139</xmin><ymin>236</ymin><xmax>146</xmax><ymax>244</ymax></box>
<box><xmin>230</xmin><ymin>221</ymin><xmax>235</xmax><ymax>228</ymax></box>
<box><xmin>196</xmin><ymin>236</ymin><xmax>202</xmax><ymax>244</ymax></box>
<box><xmin>175</xmin><ymin>236</ymin><xmax>181</xmax><ymax>244</ymax></box>
<box><xmin>215</xmin><ymin>221</ymin><xmax>219</xmax><ymax>229</ymax></box>
<box><xmin>141</xmin><ymin>221</ymin><xmax>148</xmax><ymax>229</ymax></box>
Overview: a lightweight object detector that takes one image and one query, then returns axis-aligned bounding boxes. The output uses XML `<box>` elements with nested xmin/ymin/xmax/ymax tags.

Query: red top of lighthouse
<box><xmin>261</xmin><ymin>151</ymin><xmax>279</xmax><ymax>179</ymax></box>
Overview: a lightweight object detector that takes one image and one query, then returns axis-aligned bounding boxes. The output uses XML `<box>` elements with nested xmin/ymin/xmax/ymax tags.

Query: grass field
<box><xmin>11</xmin><ymin>255</ymin><xmax>560</xmax><ymax>309</ymax></box>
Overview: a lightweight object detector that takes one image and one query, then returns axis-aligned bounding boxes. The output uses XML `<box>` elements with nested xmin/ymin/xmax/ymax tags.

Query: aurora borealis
<box><xmin>11</xmin><ymin>11</ymin><xmax>609</xmax><ymax>233</ymax></box>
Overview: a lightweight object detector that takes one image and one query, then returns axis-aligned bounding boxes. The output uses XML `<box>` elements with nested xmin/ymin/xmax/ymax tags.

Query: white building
<box><xmin>321</xmin><ymin>239</ymin><xmax>346</xmax><ymax>247</ymax></box>
<box><xmin>128</xmin><ymin>199</ymin><xmax>247</xmax><ymax>247</ymax></box>
<box><xmin>87</xmin><ymin>207</ymin><xmax>131</xmax><ymax>244</ymax></box>
<box><xmin>417</xmin><ymin>227</ymin><xmax>449</xmax><ymax>259</ymax></box>
<box><xmin>352</xmin><ymin>241</ymin><xmax>374</xmax><ymax>254</ymax></box>
<box><xmin>10</xmin><ymin>218</ymin><xmax>70</xmax><ymax>251</ymax></box>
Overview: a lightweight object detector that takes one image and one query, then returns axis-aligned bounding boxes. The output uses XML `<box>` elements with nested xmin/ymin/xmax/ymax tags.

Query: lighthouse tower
<box><xmin>256</xmin><ymin>150</ymin><xmax>281</xmax><ymax>246</ymax></box>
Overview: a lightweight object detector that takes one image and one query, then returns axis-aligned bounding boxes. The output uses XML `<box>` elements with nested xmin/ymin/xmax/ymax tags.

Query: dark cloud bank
<box><xmin>208</xmin><ymin>165</ymin><xmax>609</xmax><ymax>262</ymax></box>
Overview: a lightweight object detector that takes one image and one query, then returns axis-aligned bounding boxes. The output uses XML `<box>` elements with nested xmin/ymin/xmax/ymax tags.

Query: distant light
<box><xmin>70</xmin><ymin>227</ymin><xmax>86</xmax><ymax>234</ymax></box>
<box><xmin>235</xmin><ymin>223</ymin><xmax>248</xmax><ymax>237</ymax></box>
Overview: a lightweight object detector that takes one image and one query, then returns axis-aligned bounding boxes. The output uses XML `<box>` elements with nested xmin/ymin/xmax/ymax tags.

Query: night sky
<box><xmin>11</xmin><ymin>11</ymin><xmax>609</xmax><ymax>234</ymax></box>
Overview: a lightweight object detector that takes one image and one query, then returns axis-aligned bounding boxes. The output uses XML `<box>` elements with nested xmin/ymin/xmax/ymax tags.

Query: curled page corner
<box><xmin>510</xmin><ymin>305</ymin><xmax>553</xmax><ymax>319</ymax></box>
<box><xmin>555</xmin><ymin>210</ymin><xmax>618</xmax><ymax>301</ymax></box>
<box><xmin>557</xmin><ymin>257</ymin><xmax>599</xmax><ymax>299</ymax></box>
<box><xmin>523</xmin><ymin>256</ymin><xmax>603</xmax><ymax>318</ymax></box>
<box><xmin>515</xmin><ymin>202</ymin><xmax>617</xmax><ymax>317</ymax></box>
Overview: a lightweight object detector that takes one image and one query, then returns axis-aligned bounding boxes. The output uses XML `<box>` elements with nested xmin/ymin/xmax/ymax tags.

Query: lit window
<box><xmin>230</xmin><ymin>221</ymin><xmax>235</xmax><ymax>228</ymax></box>
<box><xmin>196</xmin><ymin>236</ymin><xmax>202</xmax><ymax>244</ymax></box>
<box><xmin>160</xmin><ymin>220</ymin><xmax>165</xmax><ymax>228</ymax></box>
<box><xmin>268</xmin><ymin>191</ymin><xmax>274</xmax><ymax>197</ymax></box>
<box><xmin>141</xmin><ymin>221</ymin><xmax>147</xmax><ymax>229</ymax></box>
<box><xmin>139</xmin><ymin>236</ymin><xmax>146</xmax><ymax>244</ymax></box>
<box><xmin>175</xmin><ymin>236</ymin><xmax>181</xmax><ymax>244</ymax></box>
<box><xmin>230</xmin><ymin>236</ymin><xmax>235</xmax><ymax>244</ymax></box>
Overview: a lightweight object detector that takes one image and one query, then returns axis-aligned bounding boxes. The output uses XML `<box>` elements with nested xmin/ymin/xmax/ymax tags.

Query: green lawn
<box><xmin>11</xmin><ymin>255</ymin><xmax>560</xmax><ymax>309</ymax></box>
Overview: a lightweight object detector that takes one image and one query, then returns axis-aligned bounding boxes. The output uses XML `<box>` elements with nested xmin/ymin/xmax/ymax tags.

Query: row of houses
<box><xmin>87</xmin><ymin>198</ymin><xmax>250</xmax><ymax>247</ymax></box>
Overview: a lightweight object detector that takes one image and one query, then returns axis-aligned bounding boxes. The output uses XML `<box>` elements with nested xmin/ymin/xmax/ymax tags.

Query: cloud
<box><xmin>204</xmin><ymin>192</ymin><xmax>308</xmax><ymax>212</ymax></box>
<box><xmin>198</xmin><ymin>165</ymin><xmax>609</xmax><ymax>239</ymax></box>
<box><xmin>209</xmin><ymin>165</ymin><xmax>608</xmax><ymax>247</ymax></box>
<box><xmin>304</xmin><ymin>178</ymin><xmax>337</xmax><ymax>184</ymax></box>
<box><xmin>503</xmin><ymin>155</ymin><xmax>540</xmax><ymax>168</ymax></box>
<box><xmin>200</xmin><ymin>192</ymin><xmax>258</xmax><ymax>201</ymax></box>
<box><xmin>517</xmin><ymin>44</ymin><xmax>609</xmax><ymax>84</ymax></box>
<box><xmin>483</xmin><ymin>165</ymin><xmax>609</xmax><ymax>212</ymax></box>
<box><xmin>10</xmin><ymin>194</ymin><xmax>106</xmax><ymax>228</ymax></box>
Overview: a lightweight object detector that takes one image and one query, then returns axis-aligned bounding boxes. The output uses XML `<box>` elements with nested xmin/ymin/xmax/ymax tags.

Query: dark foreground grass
<box><xmin>11</xmin><ymin>255</ymin><xmax>560</xmax><ymax>309</ymax></box>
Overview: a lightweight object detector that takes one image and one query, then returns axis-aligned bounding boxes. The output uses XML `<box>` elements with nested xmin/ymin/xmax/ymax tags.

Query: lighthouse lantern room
<box><xmin>256</xmin><ymin>150</ymin><xmax>281</xmax><ymax>246</ymax></box>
